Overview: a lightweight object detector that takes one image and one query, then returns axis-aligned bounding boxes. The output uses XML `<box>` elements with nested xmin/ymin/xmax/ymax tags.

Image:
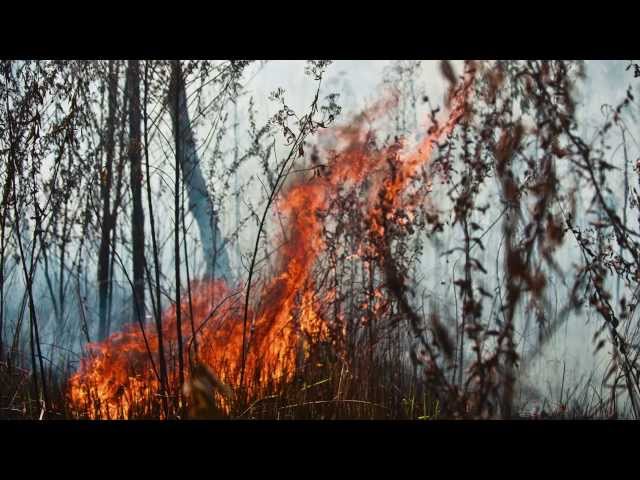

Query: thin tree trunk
<box><xmin>173</xmin><ymin>60</ymin><xmax>186</xmax><ymax>413</ymax></box>
<box><xmin>58</xmin><ymin>150</ymin><xmax>73</xmax><ymax>329</ymax></box>
<box><xmin>11</xmin><ymin>157</ymin><xmax>49</xmax><ymax>415</ymax></box>
<box><xmin>127</xmin><ymin>60</ymin><xmax>145</xmax><ymax>326</ymax></box>
<box><xmin>4</xmin><ymin>86</ymin><xmax>49</xmax><ymax>413</ymax></box>
<box><xmin>98</xmin><ymin>60</ymin><xmax>118</xmax><ymax>340</ymax></box>
<box><xmin>182</xmin><ymin>178</ymin><xmax>197</xmax><ymax>363</ymax></box>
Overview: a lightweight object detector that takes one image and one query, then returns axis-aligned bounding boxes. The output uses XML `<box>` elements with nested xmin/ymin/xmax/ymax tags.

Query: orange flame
<box><xmin>68</xmin><ymin>67</ymin><xmax>475</xmax><ymax>419</ymax></box>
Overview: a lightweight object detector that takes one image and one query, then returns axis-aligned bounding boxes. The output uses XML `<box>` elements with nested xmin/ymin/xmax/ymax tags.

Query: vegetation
<box><xmin>1</xmin><ymin>60</ymin><xmax>638</xmax><ymax>419</ymax></box>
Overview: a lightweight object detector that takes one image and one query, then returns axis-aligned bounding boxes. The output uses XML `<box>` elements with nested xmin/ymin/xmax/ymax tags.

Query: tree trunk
<box><xmin>97</xmin><ymin>61</ymin><xmax>118</xmax><ymax>340</ymax></box>
<box><xmin>128</xmin><ymin>60</ymin><xmax>145</xmax><ymax>325</ymax></box>
<box><xmin>169</xmin><ymin>66</ymin><xmax>231</xmax><ymax>282</ymax></box>
<box><xmin>173</xmin><ymin>60</ymin><xmax>186</xmax><ymax>414</ymax></box>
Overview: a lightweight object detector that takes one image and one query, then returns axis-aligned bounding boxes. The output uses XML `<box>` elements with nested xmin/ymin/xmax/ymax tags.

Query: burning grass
<box><xmin>3</xmin><ymin>60</ymin><xmax>635</xmax><ymax>420</ymax></box>
<box><xmin>67</xmin><ymin>65</ymin><xmax>476</xmax><ymax>420</ymax></box>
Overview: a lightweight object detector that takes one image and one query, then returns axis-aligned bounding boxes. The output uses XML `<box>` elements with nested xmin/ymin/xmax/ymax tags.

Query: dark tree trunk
<box><xmin>97</xmin><ymin>61</ymin><xmax>118</xmax><ymax>340</ymax></box>
<box><xmin>172</xmin><ymin>61</ymin><xmax>186</xmax><ymax>413</ymax></box>
<box><xmin>128</xmin><ymin>60</ymin><xmax>145</xmax><ymax>325</ymax></box>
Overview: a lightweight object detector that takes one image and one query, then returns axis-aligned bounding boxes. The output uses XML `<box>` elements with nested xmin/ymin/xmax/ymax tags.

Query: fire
<box><xmin>68</xmin><ymin>65</ymin><xmax>475</xmax><ymax>419</ymax></box>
